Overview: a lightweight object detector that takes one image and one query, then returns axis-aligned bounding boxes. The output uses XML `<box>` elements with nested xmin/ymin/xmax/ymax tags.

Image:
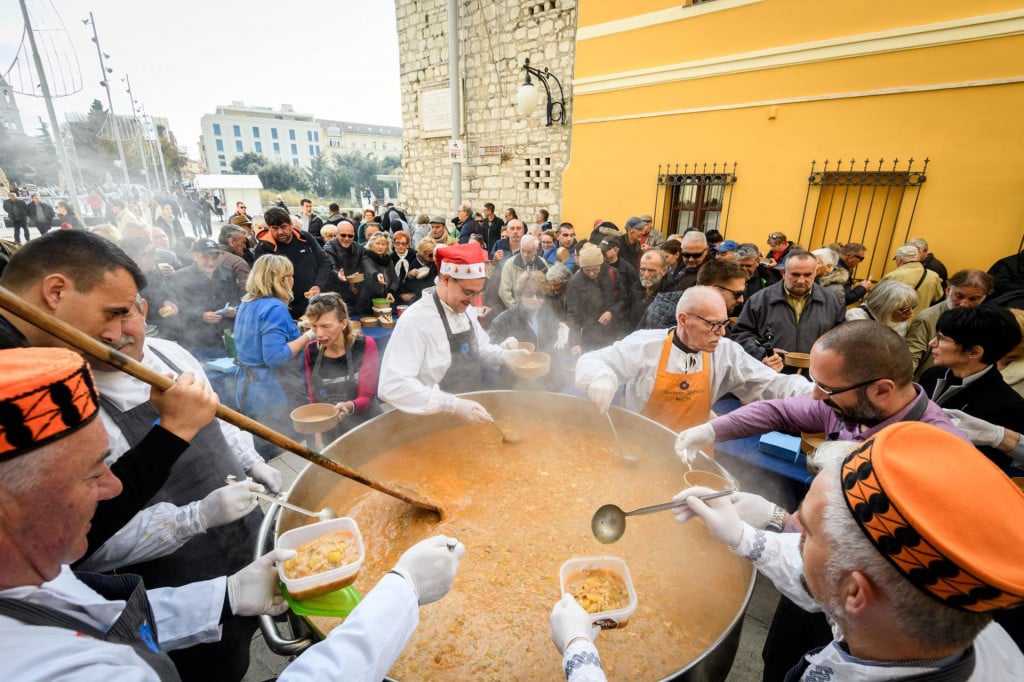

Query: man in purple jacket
<box><xmin>675</xmin><ymin>319</ymin><xmax>966</xmax><ymax>461</ymax></box>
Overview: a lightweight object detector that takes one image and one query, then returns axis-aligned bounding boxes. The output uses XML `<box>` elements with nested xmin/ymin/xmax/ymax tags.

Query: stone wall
<box><xmin>394</xmin><ymin>0</ymin><xmax>576</xmax><ymax>225</ymax></box>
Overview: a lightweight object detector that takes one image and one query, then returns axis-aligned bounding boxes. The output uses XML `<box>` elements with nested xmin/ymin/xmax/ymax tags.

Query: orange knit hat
<box><xmin>0</xmin><ymin>348</ymin><xmax>99</xmax><ymax>461</ymax></box>
<box><xmin>841</xmin><ymin>422</ymin><xmax>1024</xmax><ymax>612</ymax></box>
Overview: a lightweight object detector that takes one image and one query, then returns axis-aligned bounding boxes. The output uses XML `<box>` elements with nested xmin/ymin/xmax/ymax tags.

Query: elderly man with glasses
<box><xmin>666</xmin><ymin>231</ymin><xmax>710</xmax><ymax>293</ymax></box>
<box><xmin>576</xmin><ymin>286</ymin><xmax>811</xmax><ymax>432</ymax></box>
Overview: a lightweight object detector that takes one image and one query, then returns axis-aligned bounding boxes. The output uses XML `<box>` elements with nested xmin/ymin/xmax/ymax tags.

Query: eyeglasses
<box><xmin>681</xmin><ymin>251</ymin><xmax>705</xmax><ymax>260</ymax></box>
<box><xmin>449</xmin><ymin>278</ymin><xmax>484</xmax><ymax>297</ymax></box>
<box><xmin>689</xmin><ymin>314</ymin><xmax>730</xmax><ymax>333</ymax></box>
<box><xmin>848</xmin><ymin>254</ymin><xmax>865</xmax><ymax>262</ymax></box>
<box><xmin>338</xmin><ymin>234</ymin><xmax>355</xmax><ymax>240</ymax></box>
<box><xmin>808</xmin><ymin>373</ymin><xmax>883</xmax><ymax>397</ymax></box>
<box><xmin>714</xmin><ymin>284</ymin><xmax>745</xmax><ymax>299</ymax></box>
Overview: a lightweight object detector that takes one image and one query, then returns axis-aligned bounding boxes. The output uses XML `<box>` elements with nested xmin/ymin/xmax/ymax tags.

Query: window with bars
<box><xmin>655</xmin><ymin>162</ymin><xmax>737</xmax><ymax>236</ymax></box>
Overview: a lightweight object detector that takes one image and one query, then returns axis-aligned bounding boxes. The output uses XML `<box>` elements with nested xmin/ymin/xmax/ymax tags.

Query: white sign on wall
<box><xmin>420</xmin><ymin>86</ymin><xmax>464</xmax><ymax>139</ymax></box>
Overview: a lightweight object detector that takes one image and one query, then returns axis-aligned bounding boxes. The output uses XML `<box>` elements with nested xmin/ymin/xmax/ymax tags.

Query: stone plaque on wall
<box><xmin>421</xmin><ymin>87</ymin><xmax>453</xmax><ymax>138</ymax></box>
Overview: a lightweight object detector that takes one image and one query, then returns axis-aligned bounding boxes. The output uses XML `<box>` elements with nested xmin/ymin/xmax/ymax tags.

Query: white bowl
<box><xmin>559</xmin><ymin>555</ymin><xmax>638</xmax><ymax>629</ymax></box>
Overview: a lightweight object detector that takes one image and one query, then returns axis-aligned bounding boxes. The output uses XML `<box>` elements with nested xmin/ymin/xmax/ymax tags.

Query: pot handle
<box><xmin>255</xmin><ymin>501</ymin><xmax>319</xmax><ymax>655</ymax></box>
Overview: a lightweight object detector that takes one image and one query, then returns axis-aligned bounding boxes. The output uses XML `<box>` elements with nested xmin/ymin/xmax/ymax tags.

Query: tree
<box><xmin>307</xmin><ymin>154</ymin><xmax>332</xmax><ymax>197</ymax></box>
<box><xmin>231</xmin><ymin>152</ymin><xmax>267</xmax><ymax>175</ymax></box>
<box><xmin>258</xmin><ymin>162</ymin><xmax>309</xmax><ymax>192</ymax></box>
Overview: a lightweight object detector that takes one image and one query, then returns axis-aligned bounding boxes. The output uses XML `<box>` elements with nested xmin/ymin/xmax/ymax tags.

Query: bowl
<box><xmin>277</xmin><ymin>517</ymin><xmax>365</xmax><ymax>601</ymax></box>
<box><xmin>290</xmin><ymin>403</ymin><xmax>340</xmax><ymax>434</ymax></box>
<box><xmin>782</xmin><ymin>352</ymin><xmax>810</xmax><ymax>369</ymax></box>
<box><xmin>684</xmin><ymin>470</ymin><xmax>731</xmax><ymax>492</ymax></box>
<box><xmin>371</xmin><ymin>297</ymin><xmax>391</xmax><ymax>308</ymax></box>
<box><xmin>380</xmin><ymin>320</ymin><xmax>395</xmax><ymax>329</ymax></box>
<box><xmin>517</xmin><ymin>341</ymin><xmax>535</xmax><ymax>352</ymax></box>
<box><xmin>360</xmin><ymin>316</ymin><xmax>378</xmax><ymax>327</ymax></box>
<box><xmin>560</xmin><ymin>556</ymin><xmax>638</xmax><ymax>629</ymax></box>
<box><xmin>512</xmin><ymin>351</ymin><xmax>550</xmax><ymax>379</ymax></box>
<box><xmin>800</xmin><ymin>432</ymin><xmax>827</xmax><ymax>455</ymax></box>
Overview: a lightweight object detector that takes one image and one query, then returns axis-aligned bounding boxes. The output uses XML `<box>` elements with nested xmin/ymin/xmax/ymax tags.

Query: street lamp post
<box><xmin>84</xmin><ymin>12</ymin><xmax>131</xmax><ymax>189</ymax></box>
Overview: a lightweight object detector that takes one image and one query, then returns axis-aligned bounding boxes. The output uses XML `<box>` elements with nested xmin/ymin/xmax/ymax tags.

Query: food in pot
<box><xmin>282</xmin><ymin>529</ymin><xmax>359</xmax><ymax>580</ymax></box>
<box><xmin>294</xmin><ymin>419</ymin><xmax>749</xmax><ymax>680</ymax></box>
<box><xmin>566</xmin><ymin>568</ymin><xmax>630</xmax><ymax>614</ymax></box>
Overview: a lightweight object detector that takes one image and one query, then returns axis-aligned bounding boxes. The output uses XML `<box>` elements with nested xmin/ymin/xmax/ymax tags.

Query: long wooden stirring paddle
<box><xmin>0</xmin><ymin>285</ymin><xmax>444</xmax><ymax>518</ymax></box>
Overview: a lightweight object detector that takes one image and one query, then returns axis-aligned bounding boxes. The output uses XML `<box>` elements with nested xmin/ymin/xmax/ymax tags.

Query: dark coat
<box><xmin>26</xmin><ymin>200</ymin><xmax>55</xmax><ymax>231</ymax></box>
<box><xmin>166</xmin><ymin>264</ymin><xmax>243</xmax><ymax>353</ymax></box>
<box><xmin>566</xmin><ymin>265</ymin><xmax>627</xmax><ymax>350</ymax></box>
<box><xmin>920</xmin><ymin>365</ymin><xmax>1024</xmax><ymax>471</ymax></box>
<box><xmin>457</xmin><ymin>218</ymin><xmax>482</xmax><ymax>244</ymax></box>
<box><xmin>480</xmin><ymin>216</ymin><xmax>504</xmax><ymax>250</ymax></box>
<box><xmin>3</xmin><ymin>197</ymin><xmax>28</xmax><ymax>224</ymax></box>
<box><xmin>253</xmin><ymin>228</ymin><xmax>333</xmax><ymax>318</ymax></box>
<box><xmin>988</xmin><ymin>251</ymin><xmax>1024</xmax><ymax>299</ymax></box>
<box><xmin>731</xmin><ymin>280</ymin><xmax>846</xmax><ymax>359</ymax></box>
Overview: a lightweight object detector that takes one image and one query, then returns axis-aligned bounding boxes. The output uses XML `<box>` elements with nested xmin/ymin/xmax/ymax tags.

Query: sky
<box><xmin>0</xmin><ymin>0</ymin><xmax>403</xmax><ymax>157</ymax></box>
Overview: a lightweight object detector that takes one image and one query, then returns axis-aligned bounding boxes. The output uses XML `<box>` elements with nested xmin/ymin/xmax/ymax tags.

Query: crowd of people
<box><xmin>0</xmin><ymin>188</ymin><xmax>1023</xmax><ymax>681</ymax></box>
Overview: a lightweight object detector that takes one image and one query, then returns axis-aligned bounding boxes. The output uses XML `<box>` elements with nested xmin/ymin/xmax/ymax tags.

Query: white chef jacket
<box><xmin>733</xmin><ymin>526</ymin><xmax>1024</xmax><ymax>681</ymax></box>
<box><xmin>0</xmin><ymin>566</ymin><xmax>224</xmax><ymax>681</ymax></box>
<box><xmin>0</xmin><ymin>569</ymin><xmax>419</xmax><ymax>682</ymax></box>
<box><xmin>574</xmin><ymin>330</ymin><xmax>813</xmax><ymax>413</ymax></box>
<box><xmin>378</xmin><ymin>293</ymin><xmax>505</xmax><ymax>415</ymax></box>
<box><xmin>81</xmin><ymin>337</ymin><xmax>262</xmax><ymax>573</ymax></box>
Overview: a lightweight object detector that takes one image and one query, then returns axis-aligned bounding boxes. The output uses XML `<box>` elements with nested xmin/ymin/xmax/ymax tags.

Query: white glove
<box><xmin>197</xmin><ymin>480</ymin><xmax>263</xmax><ymax>530</ymax></box>
<box><xmin>587</xmin><ymin>376</ymin><xmax>617</xmax><ymax>414</ymax></box>
<box><xmin>246</xmin><ymin>463</ymin><xmax>283</xmax><ymax>494</ymax></box>
<box><xmin>500</xmin><ymin>348</ymin><xmax>530</xmax><ymax>368</ymax></box>
<box><xmin>731</xmin><ymin>492</ymin><xmax>780</xmax><ymax>530</ymax></box>
<box><xmin>227</xmin><ymin>548</ymin><xmax>296</xmax><ymax>616</ymax></box>
<box><xmin>673</xmin><ymin>486</ymin><xmax>744</xmax><ymax>550</ymax></box>
<box><xmin>391</xmin><ymin>535</ymin><xmax>466</xmax><ymax>605</ymax></box>
<box><xmin>452</xmin><ymin>397</ymin><xmax>493</xmax><ymax>424</ymax></box>
<box><xmin>550</xmin><ymin>593</ymin><xmax>600</xmax><ymax>655</ymax></box>
<box><xmin>675</xmin><ymin>423</ymin><xmax>716</xmax><ymax>464</ymax></box>
<box><xmin>554</xmin><ymin>323</ymin><xmax>570</xmax><ymax>350</ymax></box>
<box><xmin>944</xmin><ymin>409</ymin><xmax>1004</xmax><ymax>448</ymax></box>
<box><xmin>499</xmin><ymin>336</ymin><xmax>519</xmax><ymax>350</ymax></box>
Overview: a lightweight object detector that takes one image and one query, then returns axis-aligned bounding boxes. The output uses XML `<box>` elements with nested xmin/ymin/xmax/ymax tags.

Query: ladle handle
<box><xmin>625</xmin><ymin>490</ymin><xmax>735</xmax><ymax>517</ymax></box>
<box><xmin>0</xmin><ymin>285</ymin><xmax>442</xmax><ymax>516</ymax></box>
<box><xmin>249</xmin><ymin>488</ymin><xmax>322</xmax><ymax>519</ymax></box>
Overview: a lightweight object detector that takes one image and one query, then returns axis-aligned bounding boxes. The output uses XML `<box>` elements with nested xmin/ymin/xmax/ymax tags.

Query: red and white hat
<box><xmin>436</xmin><ymin>243</ymin><xmax>488</xmax><ymax>279</ymax></box>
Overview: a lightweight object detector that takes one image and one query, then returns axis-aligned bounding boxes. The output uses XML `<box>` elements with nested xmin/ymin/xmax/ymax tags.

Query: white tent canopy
<box><xmin>194</xmin><ymin>174</ymin><xmax>264</xmax><ymax>219</ymax></box>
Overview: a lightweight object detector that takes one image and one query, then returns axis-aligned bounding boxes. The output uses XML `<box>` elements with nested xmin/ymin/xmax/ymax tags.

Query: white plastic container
<box><xmin>559</xmin><ymin>556</ymin><xmax>638</xmax><ymax>629</ymax></box>
<box><xmin>277</xmin><ymin>517</ymin><xmax>365</xmax><ymax>601</ymax></box>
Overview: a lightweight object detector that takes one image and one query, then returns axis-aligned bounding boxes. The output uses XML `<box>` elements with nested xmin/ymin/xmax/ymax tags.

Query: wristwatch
<box><xmin>765</xmin><ymin>505</ymin><xmax>786</xmax><ymax>533</ymax></box>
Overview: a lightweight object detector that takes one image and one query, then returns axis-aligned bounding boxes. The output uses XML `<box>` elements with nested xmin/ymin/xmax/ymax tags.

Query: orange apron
<box><xmin>641</xmin><ymin>332</ymin><xmax>713</xmax><ymax>433</ymax></box>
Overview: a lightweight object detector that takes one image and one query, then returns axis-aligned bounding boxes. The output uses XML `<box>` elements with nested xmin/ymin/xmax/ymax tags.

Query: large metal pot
<box><xmin>257</xmin><ymin>391</ymin><xmax>754</xmax><ymax>681</ymax></box>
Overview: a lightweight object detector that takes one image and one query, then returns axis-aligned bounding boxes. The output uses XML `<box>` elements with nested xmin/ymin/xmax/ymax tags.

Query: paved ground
<box><xmin>241</xmin><ymin>450</ymin><xmax>778</xmax><ymax>681</ymax></box>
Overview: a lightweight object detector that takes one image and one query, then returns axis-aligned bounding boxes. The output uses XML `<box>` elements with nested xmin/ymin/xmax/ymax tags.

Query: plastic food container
<box><xmin>290</xmin><ymin>403</ymin><xmax>339</xmax><ymax>435</ymax></box>
<box><xmin>371</xmin><ymin>297</ymin><xmax>391</xmax><ymax>308</ymax></box>
<box><xmin>560</xmin><ymin>556</ymin><xmax>638</xmax><ymax>629</ymax></box>
<box><xmin>360</xmin><ymin>316</ymin><xmax>378</xmax><ymax>327</ymax></box>
<box><xmin>277</xmin><ymin>517</ymin><xmax>365</xmax><ymax>601</ymax></box>
<box><xmin>512</xmin><ymin>351</ymin><xmax>550</xmax><ymax>379</ymax></box>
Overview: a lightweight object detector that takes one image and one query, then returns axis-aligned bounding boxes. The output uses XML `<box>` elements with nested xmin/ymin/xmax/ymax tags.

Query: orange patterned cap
<box><xmin>0</xmin><ymin>348</ymin><xmax>99</xmax><ymax>461</ymax></box>
<box><xmin>841</xmin><ymin>422</ymin><xmax>1024</xmax><ymax>612</ymax></box>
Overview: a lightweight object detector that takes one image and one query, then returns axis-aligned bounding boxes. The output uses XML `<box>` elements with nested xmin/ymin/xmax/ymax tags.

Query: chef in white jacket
<box><xmin>378</xmin><ymin>242</ymin><xmax>527</xmax><ymax>423</ymax></box>
<box><xmin>575</xmin><ymin>286</ymin><xmax>811</xmax><ymax>431</ymax></box>
<box><xmin>0</xmin><ymin>347</ymin><xmax>465</xmax><ymax>682</ymax></box>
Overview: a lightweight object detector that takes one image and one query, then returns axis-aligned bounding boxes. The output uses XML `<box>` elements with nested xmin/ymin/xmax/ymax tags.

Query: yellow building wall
<box><xmin>563</xmin><ymin>0</ymin><xmax>1024</xmax><ymax>277</ymax></box>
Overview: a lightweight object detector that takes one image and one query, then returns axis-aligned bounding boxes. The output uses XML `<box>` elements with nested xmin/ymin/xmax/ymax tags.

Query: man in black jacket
<box><xmin>253</xmin><ymin>207</ymin><xmax>333</xmax><ymax>318</ymax></box>
<box><xmin>3</xmin><ymin>190</ymin><xmax>30</xmax><ymax>243</ymax></box>
<box><xmin>26</xmin><ymin>193</ymin><xmax>55</xmax><ymax>236</ymax></box>
<box><xmin>480</xmin><ymin>202</ymin><xmax>504</xmax><ymax>250</ymax></box>
<box><xmin>296</xmin><ymin>198</ymin><xmax>325</xmax><ymax>242</ymax></box>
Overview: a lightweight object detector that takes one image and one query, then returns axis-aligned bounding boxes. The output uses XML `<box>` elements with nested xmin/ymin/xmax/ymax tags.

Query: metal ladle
<box><xmin>489</xmin><ymin>420</ymin><xmax>522</xmax><ymax>444</ymax></box>
<box><xmin>227</xmin><ymin>477</ymin><xmax>337</xmax><ymax>521</ymax></box>
<box><xmin>591</xmin><ymin>489</ymin><xmax>735</xmax><ymax>544</ymax></box>
<box><xmin>605</xmin><ymin>412</ymin><xmax>638</xmax><ymax>463</ymax></box>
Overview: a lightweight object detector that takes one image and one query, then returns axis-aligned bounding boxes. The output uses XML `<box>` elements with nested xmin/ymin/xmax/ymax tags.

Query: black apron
<box><xmin>99</xmin><ymin>345</ymin><xmax>260</xmax><ymax>682</ymax></box>
<box><xmin>303</xmin><ymin>338</ymin><xmax>381</xmax><ymax>436</ymax></box>
<box><xmin>433</xmin><ymin>292</ymin><xmax>486</xmax><ymax>393</ymax></box>
<box><xmin>0</xmin><ymin>572</ymin><xmax>181</xmax><ymax>680</ymax></box>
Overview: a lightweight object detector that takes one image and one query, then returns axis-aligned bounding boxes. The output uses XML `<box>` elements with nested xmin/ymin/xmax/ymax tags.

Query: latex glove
<box><xmin>198</xmin><ymin>480</ymin><xmax>263</xmax><ymax>530</ymax></box>
<box><xmin>550</xmin><ymin>593</ymin><xmax>600</xmax><ymax>655</ymax></box>
<box><xmin>731</xmin><ymin>492</ymin><xmax>779</xmax><ymax>530</ymax></box>
<box><xmin>499</xmin><ymin>336</ymin><xmax>519</xmax><ymax>350</ymax></box>
<box><xmin>500</xmin><ymin>348</ymin><xmax>530</xmax><ymax>368</ymax></box>
<box><xmin>673</xmin><ymin>486</ymin><xmax>744</xmax><ymax>550</ymax></box>
<box><xmin>587</xmin><ymin>376</ymin><xmax>617</xmax><ymax>414</ymax></box>
<box><xmin>227</xmin><ymin>548</ymin><xmax>295</xmax><ymax>616</ymax></box>
<box><xmin>944</xmin><ymin>409</ymin><xmax>1004</xmax><ymax>448</ymax></box>
<box><xmin>453</xmin><ymin>397</ymin><xmax>492</xmax><ymax>424</ymax></box>
<box><xmin>554</xmin><ymin>323</ymin><xmax>570</xmax><ymax>350</ymax></box>
<box><xmin>247</xmin><ymin>462</ymin><xmax>283</xmax><ymax>494</ymax></box>
<box><xmin>675</xmin><ymin>423</ymin><xmax>715</xmax><ymax>464</ymax></box>
<box><xmin>392</xmin><ymin>535</ymin><xmax>466</xmax><ymax>605</ymax></box>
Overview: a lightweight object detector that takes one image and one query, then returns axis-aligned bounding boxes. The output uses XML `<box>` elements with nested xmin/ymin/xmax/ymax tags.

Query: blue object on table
<box><xmin>758</xmin><ymin>431</ymin><xmax>803</xmax><ymax>463</ymax></box>
<box><xmin>204</xmin><ymin>357</ymin><xmax>236</xmax><ymax>373</ymax></box>
<box><xmin>711</xmin><ymin>397</ymin><xmax>814</xmax><ymax>488</ymax></box>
